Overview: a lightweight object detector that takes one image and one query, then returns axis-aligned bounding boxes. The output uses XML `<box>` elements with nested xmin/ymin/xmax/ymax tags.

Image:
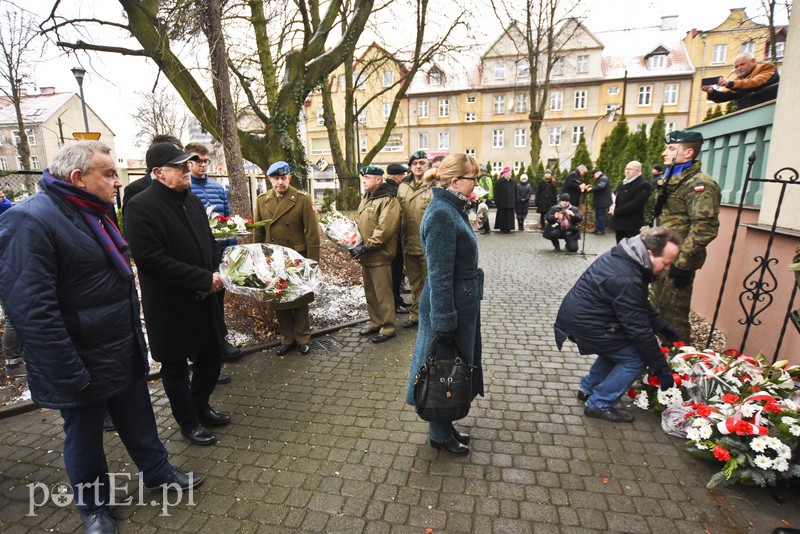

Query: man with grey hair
<box><xmin>555</xmin><ymin>227</ymin><xmax>683</xmax><ymax>423</ymax></box>
<box><xmin>701</xmin><ymin>51</ymin><xmax>779</xmax><ymax>110</ymax></box>
<box><xmin>0</xmin><ymin>141</ymin><xmax>201</xmax><ymax>534</ymax></box>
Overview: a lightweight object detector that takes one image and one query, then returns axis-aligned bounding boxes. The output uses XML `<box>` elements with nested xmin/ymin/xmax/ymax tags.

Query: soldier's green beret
<box><xmin>359</xmin><ymin>165</ymin><xmax>384</xmax><ymax>176</ymax></box>
<box><xmin>665</xmin><ymin>130</ymin><xmax>703</xmax><ymax>144</ymax></box>
<box><xmin>408</xmin><ymin>150</ymin><xmax>428</xmax><ymax>165</ymax></box>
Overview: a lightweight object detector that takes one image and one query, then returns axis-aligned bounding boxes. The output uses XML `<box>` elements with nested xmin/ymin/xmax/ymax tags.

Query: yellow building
<box><xmin>684</xmin><ymin>7</ymin><xmax>786</xmax><ymax>125</ymax></box>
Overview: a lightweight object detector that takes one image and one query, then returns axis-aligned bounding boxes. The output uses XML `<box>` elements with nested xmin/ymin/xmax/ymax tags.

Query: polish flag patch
<box><xmin>694</xmin><ymin>185</ymin><xmax>705</xmax><ymax>192</ymax></box>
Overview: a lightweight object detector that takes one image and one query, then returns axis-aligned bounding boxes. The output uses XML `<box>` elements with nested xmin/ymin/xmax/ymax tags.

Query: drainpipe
<box><xmin>696</xmin><ymin>33</ymin><xmax>708</xmax><ymax>124</ymax></box>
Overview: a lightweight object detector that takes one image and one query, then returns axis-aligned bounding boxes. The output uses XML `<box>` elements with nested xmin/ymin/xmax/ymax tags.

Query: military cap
<box><xmin>360</xmin><ymin>165</ymin><xmax>384</xmax><ymax>176</ymax></box>
<box><xmin>652</xmin><ymin>164</ymin><xmax>664</xmax><ymax>173</ymax></box>
<box><xmin>386</xmin><ymin>163</ymin><xmax>409</xmax><ymax>175</ymax></box>
<box><xmin>559</xmin><ymin>193</ymin><xmax>571</xmax><ymax>202</ymax></box>
<box><xmin>267</xmin><ymin>161</ymin><xmax>291</xmax><ymax>176</ymax></box>
<box><xmin>665</xmin><ymin>130</ymin><xmax>703</xmax><ymax>145</ymax></box>
<box><xmin>408</xmin><ymin>150</ymin><xmax>428</xmax><ymax>165</ymax></box>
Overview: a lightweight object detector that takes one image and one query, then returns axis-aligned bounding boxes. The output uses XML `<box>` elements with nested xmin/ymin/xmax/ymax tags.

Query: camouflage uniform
<box><xmin>649</xmin><ymin>162</ymin><xmax>721</xmax><ymax>341</ymax></box>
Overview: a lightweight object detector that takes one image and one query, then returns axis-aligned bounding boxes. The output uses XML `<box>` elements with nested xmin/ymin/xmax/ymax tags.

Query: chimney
<box><xmin>661</xmin><ymin>15</ymin><xmax>678</xmax><ymax>31</ymax></box>
<box><xmin>40</xmin><ymin>86</ymin><xmax>55</xmax><ymax>95</ymax></box>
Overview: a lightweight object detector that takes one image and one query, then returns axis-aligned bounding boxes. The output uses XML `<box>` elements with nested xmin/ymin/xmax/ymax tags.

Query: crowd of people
<box><xmin>5</xmin><ymin>51</ymin><xmax>784</xmax><ymax>528</ymax></box>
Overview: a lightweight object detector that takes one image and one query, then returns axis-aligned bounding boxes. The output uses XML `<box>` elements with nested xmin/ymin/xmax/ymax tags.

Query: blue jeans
<box><xmin>595</xmin><ymin>209</ymin><xmax>607</xmax><ymax>233</ymax></box>
<box><xmin>580</xmin><ymin>345</ymin><xmax>644</xmax><ymax>411</ymax></box>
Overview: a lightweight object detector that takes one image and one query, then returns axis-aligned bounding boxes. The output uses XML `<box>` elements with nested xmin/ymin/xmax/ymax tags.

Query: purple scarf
<box><xmin>43</xmin><ymin>170</ymin><xmax>133</xmax><ymax>280</ymax></box>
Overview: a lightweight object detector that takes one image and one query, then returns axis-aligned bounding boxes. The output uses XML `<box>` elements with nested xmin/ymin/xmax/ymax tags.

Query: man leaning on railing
<box><xmin>701</xmin><ymin>51</ymin><xmax>779</xmax><ymax>111</ymax></box>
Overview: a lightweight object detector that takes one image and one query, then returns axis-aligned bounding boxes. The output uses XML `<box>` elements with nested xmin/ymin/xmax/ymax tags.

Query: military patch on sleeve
<box><xmin>694</xmin><ymin>185</ymin><xmax>705</xmax><ymax>192</ymax></box>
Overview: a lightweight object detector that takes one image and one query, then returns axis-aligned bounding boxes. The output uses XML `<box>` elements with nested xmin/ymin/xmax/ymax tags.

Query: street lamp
<box><xmin>71</xmin><ymin>67</ymin><xmax>90</xmax><ymax>132</ymax></box>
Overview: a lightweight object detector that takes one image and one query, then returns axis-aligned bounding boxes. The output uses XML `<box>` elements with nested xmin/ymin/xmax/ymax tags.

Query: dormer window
<box><xmin>648</xmin><ymin>54</ymin><xmax>667</xmax><ymax>69</ymax></box>
<box><xmin>517</xmin><ymin>60</ymin><xmax>530</xmax><ymax>78</ymax></box>
<box><xmin>495</xmin><ymin>62</ymin><xmax>506</xmax><ymax>79</ymax></box>
<box><xmin>429</xmin><ymin>68</ymin><xmax>443</xmax><ymax>85</ymax></box>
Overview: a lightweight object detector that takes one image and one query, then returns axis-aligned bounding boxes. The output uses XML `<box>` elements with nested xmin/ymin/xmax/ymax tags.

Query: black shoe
<box><xmin>402</xmin><ymin>319</ymin><xmax>418</xmax><ymax>329</ymax></box>
<box><xmin>145</xmin><ymin>467</ymin><xmax>204</xmax><ymax>492</ymax></box>
<box><xmin>181</xmin><ymin>425</ymin><xmax>217</xmax><ymax>446</ymax></box>
<box><xmin>217</xmin><ymin>371</ymin><xmax>232</xmax><ymax>384</ymax></box>
<box><xmin>430</xmin><ymin>438</ymin><xmax>470</xmax><ymax>456</ymax></box>
<box><xmin>223</xmin><ymin>342</ymin><xmax>242</xmax><ymax>361</ymax></box>
<box><xmin>553</xmin><ymin>242</ymin><xmax>561</xmax><ymax>251</ymax></box>
<box><xmin>276</xmin><ymin>343</ymin><xmax>297</xmax><ymax>356</ymax></box>
<box><xmin>773</xmin><ymin>529</ymin><xmax>800</xmax><ymax>534</ymax></box>
<box><xmin>298</xmin><ymin>344</ymin><xmax>311</xmax><ymax>355</ymax></box>
<box><xmin>359</xmin><ymin>327</ymin><xmax>379</xmax><ymax>336</ymax></box>
<box><xmin>371</xmin><ymin>333</ymin><xmax>394</xmax><ymax>344</ymax></box>
<box><xmin>199</xmin><ymin>407</ymin><xmax>231</xmax><ymax>427</ymax></box>
<box><xmin>584</xmin><ymin>406</ymin><xmax>634</xmax><ymax>423</ymax></box>
<box><xmin>577</xmin><ymin>390</ymin><xmax>590</xmax><ymax>403</ymax></box>
<box><xmin>395</xmin><ymin>305</ymin><xmax>410</xmax><ymax>314</ymax></box>
<box><xmin>80</xmin><ymin>509</ymin><xmax>116</xmax><ymax>534</ymax></box>
<box><xmin>103</xmin><ymin>413</ymin><xmax>116</xmax><ymax>432</ymax></box>
<box><xmin>452</xmin><ymin>427</ymin><xmax>470</xmax><ymax>445</ymax></box>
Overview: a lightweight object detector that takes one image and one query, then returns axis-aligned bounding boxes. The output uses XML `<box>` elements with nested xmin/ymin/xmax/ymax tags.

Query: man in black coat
<box><xmin>562</xmin><ymin>164</ymin><xmax>587</xmax><ymax>210</ymax></box>
<box><xmin>125</xmin><ymin>143</ymin><xmax>230</xmax><ymax>447</ymax></box>
<box><xmin>586</xmin><ymin>168</ymin><xmax>612</xmax><ymax>235</ymax></box>
<box><xmin>610</xmin><ymin>161</ymin><xmax>652</xmax><ymax>243</ymax></box>
<box><xmin>554</xmin><ymin>226</ymin><xmax>682</xmax><ymax>423</ymax></box>
<box><xmin>535</xmin><ymin>168</ymin><xmax>558</xmax><ymax>230</ymax></box>
<box><xmin>493</xmin><ymin>166</ymin><xmax>517</xmax><ymax>233</ymax></box>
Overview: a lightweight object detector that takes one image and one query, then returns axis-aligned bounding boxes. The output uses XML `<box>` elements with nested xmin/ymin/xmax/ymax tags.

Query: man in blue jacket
<box><xmin>0</xmin><ymin>141</ymin><xmax>201</xmax><ymax>534</ymax></box>
<box><xmin>185</xmin><ymin>142</ymin><xmax>242</xmax><ymax>362</ymax></box>
<box><xmin>554</xmin><ymin>227</ymin><xmax>682</xmax><ymax>423</ymax></box>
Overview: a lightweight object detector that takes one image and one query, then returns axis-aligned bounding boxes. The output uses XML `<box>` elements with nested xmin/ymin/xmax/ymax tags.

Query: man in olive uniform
<box><xmin>650</xmin><ymin>130</ymin><xmax>721</xmax><ymax>342</ymax></box>
<box><xmin>254</xmin><ymin>161</ymin><xmax>321</xmax><ymax>355</ymax></box>
<box><xmin>351</xmin><ymin>166</ymin><xmax>401</xmax><ymax>343</ymax></box>
<box><xmin>397</xmin><ymin>150</ymin><xmax>433</xmax><ymax>329</ymax></box>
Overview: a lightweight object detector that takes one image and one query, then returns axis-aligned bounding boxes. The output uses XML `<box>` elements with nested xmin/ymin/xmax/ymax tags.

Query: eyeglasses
<box><xmin>162</xmin><ymin>162</ymin><xmax>190</xmax><ymax>170</ymax></box>
<box><xmin>192</xmin><ymin>158</ymin><xmax>210</xmax><ymax>165</ymax></box>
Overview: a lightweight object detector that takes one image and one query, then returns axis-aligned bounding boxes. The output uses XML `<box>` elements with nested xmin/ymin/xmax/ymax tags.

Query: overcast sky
<box><xmin>20</xmin><ymin>0</ymin><xmax>790</xmax><ymax>161</ymax></box>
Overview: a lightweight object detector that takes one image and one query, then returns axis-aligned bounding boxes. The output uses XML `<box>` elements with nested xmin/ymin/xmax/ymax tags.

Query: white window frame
<box><xmin>552</xmin><ymin>58</ymin><xmax>565</xmax><ymax>76</ymax></box>
<box><xmin>357</xmin><ymin>108</ymin><xmax>367</xmax><ymax>123</ymax></box>
<box><xmin>513</xmin><ymin>161</ymin><xmax>523</xmax><ymax>173</ymax></box>
<box><xmin>548</xmin><ymin>127</ymin><xmax>561</xmax><ymax>146</ymax></box>
<box><xmin>638</xmin><ymin>85</ymin><xmax>652</xmax><ymax>106</ymax></box>
<box><xmin>493</xmin><ymin>95</ymin><xmax>505</xmax><ymax>114</ymax></box>
<box><xmin>574</xmin><ymin>90</ymin><xmax>587</xmax><ymax>110</ymax></box>
<box><xmin>310</xmin><ymin>138</ymin><xmax>331</xmax><ymax>155</ymax></box>
<box><xmin>382</xmin><ymin>103</ymin><xmax>391</xmax><ymax>121</ymax></box>
<box><xmin>465</xmin><ymin>112</ymin><xmax>476</xmax><ymax>122</ymax></box>
<box><xmin>0</xmin><ymin>156</ymin><xmax>6</xmax><ymax>170</ymax></box>
<box><xmin>492</xmin><ymin>129</ymin><xmax>504</xmax><ymax>148</ymax></box>
<box><xmin>649</xmin><ymin>55</ymin><xmax>666</xmax><ymax>69</ymax></box>
<box><xmin>418</xmin><ymin>100</ymin><xmax>428</xmax><ymax>119</ymax></box>
<box><xmin>438</xmin><ymin>131</ymin><xmax>449</xmax><ymax>150</ymax></box>
<box><xmin>576</xmin><ymin>55</ymin><xmax>589</xmax><ymax>74</ymax></box>
<box><xmin>360</xmin><ymin>134</ymin><xmax>367</xmax><ymax>153</ymax></box>
<box><xmin>608</xmin><ymin>86</ymin><xmax>620</xmax><ymax>95</ymax></box>
<box><xmin>382</xmin><ymin>70</ymin><xmax>393</xmax><ymax>87</ymax></box>
<box><xmin>665</xmin><ymin>122</ymin><xmax>676</xmax><ymax>135</ymax></box>
<box><xmin>664</xmin><ymin>83</ymin><xmax>678</xmax><ymax>105</ymax></box>
<box><xmin>316</xmin><ymin>108</ymin><xmax>324</xmax><ymax>125</ymax></box>
<box><xmin>495</xmin><ymin>62</ymin><xmax>506</xmax><ymax>79</ymax></box>
<box><xmin>712</xmin><ymin>44</ymin><xmax>727</xmax><ymax>65</ymax></box>
<box><xmin>438</xmin><ymin>98</ymin><xmax>449</xmax><ymax>117</ymax></box>
<box><xmin>517</xmin><ymin>60</ymin><xmax>530</xmax><ymax>78</ymax></box>
<box><xmin>572</xmin><ymin>126</ymin><xmax>584</xmax><ymax>145</ymax></box>
<box><xmin>381</xmin><ymin>133</ymin><xmax>404</xmax><ymax>153</ymax></box>
<box><xmin>418</xmin><ymin>132</ymin><xmax>429</xmax><ymax>150</ymax></box>
<box><xmin>774</xmin><ymin>42</ymin><xmax>785</xmax><ymax>58</ymax></box>
<box><xmin>740</xmin><ymin>42</ymin><xmax>755</xmax><ymax>54</ymax></box>
<box><xmin>606</xmin><ymin>104</ymin><xmax>619</xmax><ymax>114</ymax></box>
<box><xmin>514</xmin><ymin>128</ymin><xmax>526</xmax><ymax>148</ymax></box>
<box><xmin>466</xmin><ymin>95</ymin><xmax>477</xmax><ymax>104</ymax></box>
<box><xmin>550</xmin><ymin>91</ymin><xmax>563</xmax><ymax>111</ymax></box>
<box><xmin>491</xmin><ymin>162</ymin><xmax>502</xmax><ymax>174</ymax></box>
<box><xmin>515</xmin><ymin>94</ymin><xmax>528</xmax><ymax>113</ymax></box>
<box><xmin>465</xmin><ymin>148</ymin><xmax>476</xmax><ymax>157</ymax></box>
<box><xmin>31</xmin><ymin>155</ymin><xmax>39</xmax><ymax>170</ymax></box>
<box><xmin>429</xmin><ymin>70</ymin><xmax>442</xmax><ymax>85</ymax></box>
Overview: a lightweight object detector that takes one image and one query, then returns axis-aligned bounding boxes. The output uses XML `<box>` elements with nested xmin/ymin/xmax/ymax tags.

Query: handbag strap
<box><xmin>426</xmin><ymin>335</ymin><xmax>465</xmax><ymax>366</ymax></box>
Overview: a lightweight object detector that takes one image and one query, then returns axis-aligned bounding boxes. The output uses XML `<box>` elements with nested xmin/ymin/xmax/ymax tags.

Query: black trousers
<box><xmin>61</xmin><ymin>377</ymin><xmax>172</xmax><ymax>515</ymax></box>
<box><xmin>160</xmin><ymin>348</ymin><xmax>222</xmax><ymax>430</ymax></box>
<box><xmin>390</xmin><ymin>242</ymin><xmax>405</xmax><ymax>306</ymax></box>
<box><xmin>615</xmin><ymin>229</ymin><xmax>639</xmax><ymax>244</ymax></box>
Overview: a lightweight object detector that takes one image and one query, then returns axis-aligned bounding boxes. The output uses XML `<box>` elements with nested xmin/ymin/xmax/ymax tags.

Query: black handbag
<box><xmin>413</xmin><ymin>335</ymin><xmax>472</xmax><ymax>423</ymax></box>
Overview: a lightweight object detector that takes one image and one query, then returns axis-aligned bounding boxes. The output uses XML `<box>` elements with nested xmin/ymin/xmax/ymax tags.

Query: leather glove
<box><xmin>349</xmin><ymin>244</ymin><xmax>368</xmax><ymax>259</ymax></box>
<box><xmin>668</xmin><ymin>265</ymin><xmax>693</xmax><ymax>289</ymax></box>
<box><xmin>658</xmin><ymin>373</ymin><xmax>675</xmax><ymax>391</ymax></box>
<box><xmin>660</xmin><ymin>325</ymin><xmax>681</xmax><ymax>344</ymax></box>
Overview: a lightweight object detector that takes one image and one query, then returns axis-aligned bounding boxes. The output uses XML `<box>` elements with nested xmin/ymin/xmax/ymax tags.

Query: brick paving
<box><xmin>2</xmin><ymin>227</ymin><xmax>800</xmax><ymax>533</ymax></box>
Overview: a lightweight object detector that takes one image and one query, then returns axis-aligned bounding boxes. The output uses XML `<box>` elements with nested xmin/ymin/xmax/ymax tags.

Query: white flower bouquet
<box><xmin>319</xmin><ymin>210</ymin><xmax>363</xmax><ymax>251</ymax></box>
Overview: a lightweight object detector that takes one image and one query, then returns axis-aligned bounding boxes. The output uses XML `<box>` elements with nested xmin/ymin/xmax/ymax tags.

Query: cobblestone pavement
<box><xmin>2</xmin><ymin>228</ymin><xmax>800</xmax><ymax>533</ymax></box>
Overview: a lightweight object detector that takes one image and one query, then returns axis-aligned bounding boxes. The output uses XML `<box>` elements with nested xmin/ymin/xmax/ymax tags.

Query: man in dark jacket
<box><xmin>586</xmin><ymin>168</ymin><xmax>612</xmax><ymax>235</ymax></box>
<box><xmin>610</xmin><ymin>161</ymin><xmax>652</xmax><ymax>243</ymax></box>
<box><xmin>0</xmin><ymin>141</ymin><xmax>201</xmax><ymax>533</ymax></box>
<box><xmin>493</xmin><ymin>166</ymin><xmax>517</xmax><ymax>233</ymax></box>
<box><xmin>126</xmin><ymin>143</ymin><xmax>230</xmax><ymax>447</ymax></box>
<box><xmin>554</xmin><ymin>227</ymin><xmax>682</xmax><ymax>423</ymax></box>
<box><xmin>562</xmin><ymin>164</ymin><xmax>587</xmax><ymax>209</ymax></box>
<box><xmin>535</xmin><ymin>168</ymin><xmax>558</xmax><ymax>231</ymax></box>
<box><xmin>121</xmin><ymin>134</ymin><xmax>183</xmax><ymax>215</ymax></box>
<box><xmin>543</xmin><ymin>193</ymin><xmax>581</xmax><ymax>252</ymax></box>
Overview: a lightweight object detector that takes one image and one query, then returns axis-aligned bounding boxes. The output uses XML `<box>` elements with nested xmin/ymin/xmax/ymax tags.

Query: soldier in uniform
<box><xmin>351</xmin><ymin>166</ymin><xmax>401</xmax><ymax>343</ymax></box>
<box><xmin>397</xmin><ymin>150</ymin><xmax>433</xmax><ymax>329</ymax></box>
<box><xmin>650</xmin><ymin>130</ymin><xmax>721</xmax><ymax>342</ymax></box>
<box><xmin>253</xmin><ymin>161</ymin><xmax>321</xmax><ymax>355</ymax></box>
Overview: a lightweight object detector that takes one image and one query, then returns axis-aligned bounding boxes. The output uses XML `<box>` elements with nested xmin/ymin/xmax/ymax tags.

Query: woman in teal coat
<box><xmin>405</xmin><ymin>153</ymin><xmax>485</xmax><ymax>456</ymax></box>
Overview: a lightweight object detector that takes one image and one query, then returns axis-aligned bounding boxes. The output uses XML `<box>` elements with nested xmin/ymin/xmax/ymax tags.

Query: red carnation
<box><xmin>722</xmin><ymin>393</ymin><xmax>740</xmax><ymax>404</ymax></box>
<box><xmin>627</xmin><ymin>388</ymin><xmax>638</xmax><ymax>399</ymax></box>
<box><xmin>750</xmin><ymin>386</ymin><xmax>761</xmax><ymax>392</ymax></box>
<box><xmin>713</xmin><ymin>445</ymin><xmax>731</xmax><ymax>462</ymax></box>
<box><xmin>660</xmin><ymin>346</ymin><xmax>670</xmax><ymax>354</ymax></box>
<box><xmin>674</xmin><ymin>341</ymin><xmax>685</xmax><ymax>348</ymax></box>
<box><xmin>734</xmin><ymin>420</ymin><xmax>752</xmax><ymax>435</ymax></box>
<box><xmin>764</xmin><ymin>402</ymin><xmax>782</xmax><ymax>414</ymax></box>
<box><xmin>723</xmin><ymin>349</ymin><xmax>741</xmax><ymax>357</ymax></box>
<box><xmin>695</xmin><ymin>403</ymin><xmax>712</xmax><ymax>417</ymax></box>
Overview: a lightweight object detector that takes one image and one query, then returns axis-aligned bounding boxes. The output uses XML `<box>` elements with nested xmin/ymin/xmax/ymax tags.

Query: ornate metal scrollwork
<box><xmin>738</xmin><ymin>256</ymin><xmax>779</xmax><ymax>326</ymax></box>
<box><xmin>773</xmin><ymin>167</ymin><xmax>799</xmax><ymax>183</ymax></box>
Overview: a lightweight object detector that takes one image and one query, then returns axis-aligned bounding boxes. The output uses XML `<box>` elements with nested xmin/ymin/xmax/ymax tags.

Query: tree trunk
<box><xmin>202</xmin><ymin>0</ymin><xmax>250</xmax><ymax>217</ymax></box>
